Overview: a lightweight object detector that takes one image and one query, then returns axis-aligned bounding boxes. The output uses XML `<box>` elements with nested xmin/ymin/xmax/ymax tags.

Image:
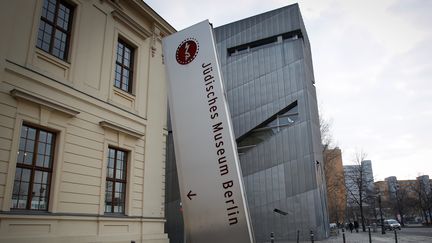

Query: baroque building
<box><xmin>0</xmin><ymin>0</ymin><xmax>174</xmax><ymax>242</ymax></box>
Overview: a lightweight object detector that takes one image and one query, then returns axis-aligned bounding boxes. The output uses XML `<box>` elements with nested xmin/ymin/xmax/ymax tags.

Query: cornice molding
<box><xmin>10</xmin><ymin>89</ymin><xmax>80</xmax><ymax>117</ymax></box>
<box><xmin>99</xmin><ymin>120</ymin><xmax>144</xmax><ymax>139</ymax></box>
<box><xmin>111</xmin><ymin>9</ymin><xmax>152</xmax><ymax>39</ymax></box>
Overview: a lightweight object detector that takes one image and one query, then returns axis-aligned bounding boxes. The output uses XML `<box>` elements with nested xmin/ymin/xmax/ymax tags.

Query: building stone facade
<box><xmin>375</xmin><ymin>175</ymin><xmax>432</xmax><ymax>223</ymax></box>
<box><xmin>385</xmin><ymin>176</ymin><xmax>399</xmax><ymax>199</ymax></box>
<box><xmin>165</xmin><ymin>4</ymin><xmax>329</xmax><ymax>242</ymax></box>
<box><xmin>344</xmin><ymin>160</ymin><xmax>374</xmax><ymax>209</ymax></box>
<box><xmin>0</xmin><ymin>0</ymin><xmax>175</xmax><ymax>242</ymax></box>
<box><xmin>324</xmin><ymin>148</ymin><xmax>346</xmax><ymax>224</ymax></box>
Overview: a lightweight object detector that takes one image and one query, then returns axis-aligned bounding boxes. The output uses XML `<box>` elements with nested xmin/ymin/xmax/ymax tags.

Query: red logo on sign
<box><xmin>176</xmin><ymin>38</ymin><xmax>199</xmax><ymax>65</ymax></box>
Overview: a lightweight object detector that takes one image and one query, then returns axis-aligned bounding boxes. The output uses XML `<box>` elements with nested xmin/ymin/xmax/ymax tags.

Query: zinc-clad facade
<box><xmin>214</xmin><ymin>4</ymin><xmax>329</xmax><ymax>241</ymax></box>
<box><xmin>0</xmin><ymin>0</ymin><xmax>175</xmax><ymax>242</ymax></box>
<box><xmin>165</xmin><ymin>4</ymin><xmax>329</xmax><ymax>242</ymax></box>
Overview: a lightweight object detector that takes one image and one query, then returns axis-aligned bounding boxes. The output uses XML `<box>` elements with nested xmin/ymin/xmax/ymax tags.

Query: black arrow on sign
<box><xmin>187</xmin><ymin>190</ymin><xmax>197</xmax><ymax>200</ymax></box>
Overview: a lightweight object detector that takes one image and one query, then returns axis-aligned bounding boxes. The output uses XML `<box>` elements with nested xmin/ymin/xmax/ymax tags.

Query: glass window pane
<box><xmin>124</xmin><ymin>48</ymin><xmax>130</xmax><ymax>61</ymax></box>
<box><xmin>117</xmin><ymin>43</ymin><xmax>124</xmax><ymax>65</ymax></box>
<box><xmin>115</xmin><ymin>73</ymin><xmax>121</xmax><ymax>85</ymax></box>
<box><xmin>13</xmin><ymin>126</ymin><xmax>54</xmax><ymax>210</ymax></box>
<box><xmin>38</xmin><ymin>143</ymin><xmax>46</xmax><ymax>155</ymax></box>
<box><xmin>121</xmin><ymin>82</ymin><xmax>128</xmax><ymax>92</ymax></box>
<box><xmin>39</xmin><ymin>131</ymin><xmax>47</xmax><ymax>143</ymax></box>
<box><xmin>23</xmin><ymin>152</ymin><xmax>33</xmax><ymax>165</ymax></box>
<box><xmin>46</xmin><ymin>144</ymin><xmax>52</xmax><ymax>154</ymax></box>
<box><xmin>21</xmin><ymin>126</ymin><xmax>28</xmax><ymax>138</ymax></box>
<box><xmin>117</xmin><ymin>52</ymin><xmax>123</xmax><ymax>63</ymax></box>
<box><xmin>116</xmin><ymin>169</ymin><xmax>122</xmax><ymax>180</ymax></box>
<box><xmin>52</xmin><ymin>48</ymin><xmax>60</xmax><ymax>58</ymax></box>
<box><xmin>15</xmin><ymin>196</ymin><xmax>28</xmax><ymax>209</ymax></box>
<box><xmin>34</xmin><ymin>171</ymin><xmax>43</xmax><ymax>184</ymax></box>
<box><xmin>33</xmin><ymin>184</ymin><xmax>41</xmax><ymax>196</ymax></box>
<box><xmin>21</xmin><ymin>169</ymin><xmax>31</xmax><ymax>182</ymax></box>
<box><xmin>115</xmin><ymin>182</ymin><xmax>123</xmax><ymax>193</ymax></box>
<box><xmin>25</xmin><ymin>140</ymin><xmax>35</xmax><ymax>152</ymax></box>
<box><xmin>19</xmin><ymin>138</ymin><xmax>26</xmax><ymax>151</ymax></box>
<box><xmin>17</xmin><ymin>151</ymin><xmax>24</xmax><ymax>163</ymax></box>
<box><xmin>42</xmin><ymin>44</ymin><xmax>50</xmax><ymax>53</ymax></box>
<box><xmin>106</xmin><ymin>181</ymin><xmax>113</xmax><ymax>196</ymax></box>
<box><xmin>108</xmin><ymin>168</ymin><xmax>114</xmax><ymax>178</ymax></box>
<box><xmin>38</xmin><ymin>197</ymin><xmax>48</xmax><ymax>210</ymax></box>
<box><xmin>109</xmin><ymin>148</ymin><xmax>115</xmax><ymax>158</ymax></box>
<box><xmin>42</xmin><ymin>172</ymin><xmax>49</xmax><ymax>184</ymax></box>
<box><xmin>105</xmin><ymin>180</ymin><xmax>113</xmax><ymax>213</ymax></box>
<box><xmin>42</xmin><ymin>0</ymin><xmax>48</xmax><ymax>18</ymax></box>
<box><xmin>106</xmin><ymin>148</ymin><xmax>127</xmax><ymax>213</ymax></box>
<box><xmin>36</xmin><ymin>154</ymin><xmax>45</xmax><ymax>167</ymax></box>
<box><xmin>46</xmin><ymin>0</ymin><xmax>56</xmax><ymax>22</ymax></box>
<box><xmin>20</xmin><ymin>182</ymin><xmax>29</xmax><ymax>197</ymax></box>
<box><xmin>37</xmin><ymin>0</ymin><xmax>73</xmax><ymax>60</ymax></box>
<box><xmin>37</xmin><ymin>20</ymin><xmax>53</xmax><ymax>52</ymax></box>
<box><xmin>116</xmin><ymin>159</ymin><xmax>123</xmax><ymax>170</ymax></box>
<box><xmin>56</xmin><ymin>7</ymin><xmax>66</xmax><ymax>29</ymax></box>
<box><xmin>13</xmin><ymin>180</ymin><xmax>20</xmax><ymax>195</ymax></box>
<box><xmin>40</xmin><ymin>185</ymin><xmax>48</xmax><ymax>197</ymax></box>
<box><xmin>28</xmin><ymin>127</ymin><xmax>36</xmax><ymax>140</ymax></box>
<box><xmin>115</xmin><ymin>40</ymin><xmax>133</xmax><ymax>93</ymax></box>
<box><xmin>108</xmin><ymin>157</ymin><xmax>114</xmax><ymax>169</ymax></box>
<box><xmin>44</xmin><ymin>156</ymin><xmax>51</xmax><ymax>168</ymax></box>
<box><xmin>117</xmin><ymin>150</ymin><xmax>124</xmax><ymax>161</ymax></box>
<box><xmin>47</xmin><ymin>133</ymin><xmax>53</xmax><ymax>143</ymax></box>
<box><xmin>31</xmin><ymin>196</ymin><xmax>40</xmax><ymax>209</ymax></box>
<box><xmin>37</xmin><ymin>36</ymin><xmax>43</xmax><ymax>49</ymax></box>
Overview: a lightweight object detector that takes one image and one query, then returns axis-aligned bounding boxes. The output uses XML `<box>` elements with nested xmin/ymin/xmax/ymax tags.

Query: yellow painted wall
<box><xmin>0</xmin><ymin>0</ymin><xmax>175</xmax><ymax>242</ymax></box>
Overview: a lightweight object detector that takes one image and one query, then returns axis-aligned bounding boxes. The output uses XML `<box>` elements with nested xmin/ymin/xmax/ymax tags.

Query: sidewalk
<box><xmin>319</xmin><ymin>231</ymin><xmax>426</xmax><ymax>243</ymax></box>
<box><xmin>319</xmin><ymin>230</ymin><xmax>430</xmax><ymax>243</ymax></box>
<box><xmin>267</xmin><ymin>230</ymin><xmax>432</xmax><ymax>243</ymax></box>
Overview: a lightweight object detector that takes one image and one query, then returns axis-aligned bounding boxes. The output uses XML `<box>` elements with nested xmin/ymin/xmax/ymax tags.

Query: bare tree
<box><xmin>320</xmin><ymin>112</ymin><xmax>347</xmax><ymax>224</ymax></box>
<box><xmin>411</xmin><ymin>177</ymin><xmax>432</xmax><ymax>225</ymax></box>
<box><xmin>390</xmin><ymin>186</ymin><xmax>410</xmax><ymax>226</ymax></box>
<box><xmin>343</xmin><ymin>151</ymin><xmax>375</xmax><ymax>232</ymax></box>
<box><xmin>319</xmin><ymin>112</ymin><xmax>334</xmax><ymax>153</ymax></box>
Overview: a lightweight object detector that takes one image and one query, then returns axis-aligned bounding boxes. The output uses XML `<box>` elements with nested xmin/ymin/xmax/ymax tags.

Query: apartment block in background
<box><xmin>0</xmin><ymin>0</ymin><xmax>175</xmax><ymax>242</ymax></box>
<box><xmin>324</xmin><ymin>148</ymin><xmax>346</xmax><ymax>224</ymax></box>
<box><xmin>344</xmin><ymin>160</ymin><xmax>375</xmax><ymax>209</ymax></box>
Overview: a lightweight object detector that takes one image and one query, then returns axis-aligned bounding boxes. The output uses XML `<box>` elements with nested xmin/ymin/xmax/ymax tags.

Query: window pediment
<box><xmin>10</xmin><ymin>89</ymin><xmax>79</xmax><ymax>117</ymax></box>
<box><xmin>111</xmin><ymin>10</ymin><xmax>152</xmax><ymax>39</ymax></box>
<box><xmin>99</xmin><ymin>121</ymin><xmax>144</xmax><ymax>139</ymax></box>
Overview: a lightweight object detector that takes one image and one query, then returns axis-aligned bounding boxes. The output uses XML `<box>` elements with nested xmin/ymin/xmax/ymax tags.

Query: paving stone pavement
<box><xmin>316</xmin><ymin>230</ymin><xmax>432</xmax><ymax>243</ymax></box>
<box><xmin>266</xmin><ymin>229</ymin><xmax>432</xmax><ymax>243</ymax></box>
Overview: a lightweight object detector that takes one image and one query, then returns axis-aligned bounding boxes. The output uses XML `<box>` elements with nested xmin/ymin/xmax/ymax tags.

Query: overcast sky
<box><xmin>146</xmin><ymin>0</ymin><xmax>432</xmax><ymax>181</ymax></box>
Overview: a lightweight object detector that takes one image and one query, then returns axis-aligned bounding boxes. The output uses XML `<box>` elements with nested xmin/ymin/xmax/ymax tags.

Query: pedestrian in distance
<box><xmin>354</xmin><ymin>221</ymin><xmax>359</xmax><ymax>233</ymax></box>
<box><xmin>349</xmin><ymin>222</ymin><xmax>354</xmax><ymax>233</ymax></box>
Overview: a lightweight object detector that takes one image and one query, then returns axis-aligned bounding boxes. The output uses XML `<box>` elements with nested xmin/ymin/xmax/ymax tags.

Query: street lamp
<box><xmin>378</xmin><ymin>194</ymin><xmax>385</xmax><ymax>234</ymax></box>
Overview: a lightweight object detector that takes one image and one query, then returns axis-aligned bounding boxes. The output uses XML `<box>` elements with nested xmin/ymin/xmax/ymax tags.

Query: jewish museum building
<box><xmin>165</xmin><ymin>3</ymin><xmax>329</xmax><ymax>242</ymax></box>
